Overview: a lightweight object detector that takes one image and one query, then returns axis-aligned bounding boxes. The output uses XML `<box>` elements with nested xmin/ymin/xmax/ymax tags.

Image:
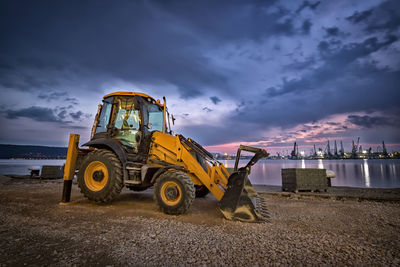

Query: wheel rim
<box><xmin>84</xmin><ymin>161</ymin><xmax>109</xmax><ymax>192</ymax></box>
<box><xmin>161</xmin><ymin>181</ymin><xmax>182</xmax><ymax>206</ymax></box>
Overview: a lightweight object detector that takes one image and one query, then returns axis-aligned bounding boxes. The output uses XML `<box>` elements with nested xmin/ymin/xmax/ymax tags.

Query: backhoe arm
<box><xmin>149</xmin><ymin>132</ymin><xmax>270</xmax><ymax>222</ymax></box>
<box><xmin>148</xmin><ymin>133</ymin><xmax>228</xmax><ymax>200</ymax></box>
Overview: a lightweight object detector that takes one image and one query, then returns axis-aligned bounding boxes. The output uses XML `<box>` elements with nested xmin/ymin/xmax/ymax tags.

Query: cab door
<box><xmin>113</xmin><ymin>97</ymin><xmax>142</xmax><ymax>151</ymax></box>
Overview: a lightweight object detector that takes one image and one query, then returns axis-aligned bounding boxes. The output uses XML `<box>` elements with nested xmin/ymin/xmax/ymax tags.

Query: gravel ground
<box><xmin>0</xmin><ymin>175</ymin><xmax>399</xmax><ymax>266</ymax></box>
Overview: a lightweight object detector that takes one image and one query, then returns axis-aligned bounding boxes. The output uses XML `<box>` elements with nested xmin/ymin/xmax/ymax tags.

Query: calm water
<box><xmin>0</xmin><ymin>159</ymin><xmax>66</xmax><ymax>176</ymax></box>
<box><xmin>0</xmin><ymin>159</ymin><xmax>399</xmax><ymax>188</ymax></box>
<box><xmin>227</xmin><ymin>159</ymin><xmax>400</xmax><ymax>188</ymax></box>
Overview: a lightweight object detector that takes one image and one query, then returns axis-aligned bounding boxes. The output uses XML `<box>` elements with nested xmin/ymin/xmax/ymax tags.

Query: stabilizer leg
<box><xmin>60</xmin><ymin>134</ymin><xmax>80</xmax><ymax>205</ymax></box>
<box><xmin>61</xmin><ymin>180</ymin><xmax>73</xmax><ymax>203</ymax></box>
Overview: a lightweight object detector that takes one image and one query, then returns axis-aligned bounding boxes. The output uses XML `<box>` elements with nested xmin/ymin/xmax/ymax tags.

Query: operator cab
<box><xmin>91</xmin><ymin>92</ymin><xmax>172</xmax><ymax>153</ymax></box>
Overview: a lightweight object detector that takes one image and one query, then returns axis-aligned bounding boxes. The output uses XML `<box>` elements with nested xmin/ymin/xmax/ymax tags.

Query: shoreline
<box><xmin>254</xmin><ymin>184</ymin><xmax>400</xmax><ymax>202</ymax></box>
<box><xmin>2</xmin><ymin>174</ymin><xmax>400</xmax><ymax>202</ymax></box>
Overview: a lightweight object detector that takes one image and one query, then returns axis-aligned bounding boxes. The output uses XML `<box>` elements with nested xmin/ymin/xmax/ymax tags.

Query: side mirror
<box><xmin>145</xmin><ymin>123</ymin><xmax>152</xmax><ymax>130</ymax></box>
<box><xmin>171</xmin><ymin>115</ymin><xmax>176</xmax><ymax>125</ymax></box>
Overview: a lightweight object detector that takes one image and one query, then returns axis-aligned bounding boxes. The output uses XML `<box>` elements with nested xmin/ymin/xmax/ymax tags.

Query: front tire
<box><xmin>78</xmin><ymin>149</ymin><xmax>123</xmax><ymax>203</ymax></box>
<box><xmin>154</xmin><ymin>170</ymin><xmax>195</xmax><ymax>215</ymax></box>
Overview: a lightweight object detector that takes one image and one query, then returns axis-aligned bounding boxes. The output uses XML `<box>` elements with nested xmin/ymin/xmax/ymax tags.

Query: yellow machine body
<box><xmin>61</xmin><ymin>92</ymin><xmax>269</xmax><ymax>222</ymax></box>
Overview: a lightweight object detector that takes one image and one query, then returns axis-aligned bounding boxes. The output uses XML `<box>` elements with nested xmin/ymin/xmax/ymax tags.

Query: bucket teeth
<box><xmin>254</xmin><ymin>196</ymin><xmax>271</xmax><ymax>222</ymax></box>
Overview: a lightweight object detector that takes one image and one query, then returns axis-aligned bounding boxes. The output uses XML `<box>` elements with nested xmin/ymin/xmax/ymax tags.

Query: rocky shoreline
<box><xmin>254</xmin><ymin>185</ymin><xmax>400</xmax><ymax>202</ymax></box>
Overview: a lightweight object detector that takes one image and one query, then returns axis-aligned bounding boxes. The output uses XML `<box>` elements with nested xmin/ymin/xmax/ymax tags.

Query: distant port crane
<box><xmin>288</xmin><ymin>139</ymin><xmax>396</xmax><ymax>159</ymax></box>
<box><xmin>351</xmin><ymin>137</ymin><xmax>360</xmax><ymax>159</ymax></box>
<box><xmin>290</xmin><ymin>142</ymin><xmax>299</xmax><ymax>159</ymax></box>
<box><xmin>334</xmin><ymin>140</ymin><xmax>338</xmax><ymax>158</ymax></box>
<box><xmin>382</xmin><ymin>141</ymin><xmax>389</xmax><ymax>158</ymax></box>
<box><xmin>340</xmin><ymin>141</ymin><xmax>345</xmax><ymax>157</ymax></box>
<box><xmin>324</xmin><ymin>140</ymin><xmax>333</xmax><ymax>159</ymax></box>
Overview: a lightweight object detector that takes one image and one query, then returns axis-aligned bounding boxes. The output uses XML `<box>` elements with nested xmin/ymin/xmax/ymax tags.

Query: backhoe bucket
<box><xmin>218</xmin><ymin>167</ymin><xmax>269</xmax><ymax>223</ymax></box>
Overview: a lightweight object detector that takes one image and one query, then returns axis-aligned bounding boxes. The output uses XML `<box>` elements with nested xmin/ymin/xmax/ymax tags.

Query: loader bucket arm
<box><xmin>234</xmin><ymin>145</ymin><xmax>270</xmax><ymax>172</ymax></box>
<box><xmin>149</xmin><ymin>133</ymin><xmax>270</xmax><ymax>223</ymax></box>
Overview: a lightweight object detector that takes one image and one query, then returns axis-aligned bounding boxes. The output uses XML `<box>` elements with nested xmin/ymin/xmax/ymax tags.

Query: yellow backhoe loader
<box><xmin>61</xmin><ymin>92</ymin><xmax>269</xmax><ymax>222</ymax></box>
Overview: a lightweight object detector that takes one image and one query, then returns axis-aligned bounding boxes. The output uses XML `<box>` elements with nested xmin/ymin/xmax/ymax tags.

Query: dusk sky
<box><xmin>1</xmin><ymin>0</ymin><xmax>399</xmax><ymax>155</ymax></box>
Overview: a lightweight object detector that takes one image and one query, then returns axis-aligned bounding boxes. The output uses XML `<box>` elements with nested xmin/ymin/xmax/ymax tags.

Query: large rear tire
<box><xmin>78</xmin><ymin>149</ymin><xmax>123</xmax><ymax>203</ymax></box>
<box><xmin>154</xmin><ymin>170</ymin><xmax>195</xmax><ymax>215</ymax></box>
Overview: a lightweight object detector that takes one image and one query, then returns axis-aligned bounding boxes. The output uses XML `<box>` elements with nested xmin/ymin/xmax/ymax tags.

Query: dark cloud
<box><xmin>346</xmin><ymin>9</ymin><xmax>373</xmax><ymax>24</ymax></box>
<box><xmin>301</xmin><ymin>19</ymin><xmax>312</xmax><ymax>34</ymax></box>
<box><xmin>57</xmin><ymin>110</ymin><xmax>67</xmax><ymax>120</ymax></box>
<box><xmin>225</xmin><ymin>32</ymin><xmax>400</xmax><ymax>144</ymax></box>
<box><xmin>37</xmin><ymin>91</ymin><xmax>79</xmax><ymax>106</ymax></box>
<box><xmin>284</xmin><ymin>57</ymin><xmax>316</xmax><ymax>70</ymax></box>
<box><xmin>69</xmin><ymin>111</ymin><xmax>83</xmax><ymax>120</ymax></box>
<box><xmin>64</xmin><ymin>97</ymin><xmax>79</xmax><ymax>105</ymax></box>
<box><xmin>0</xmin><ymin>0</ymin><xmax>398</xmax><ymax>149</ymax></box>
<box><xmin>0</xmin><ymin>69</ymin><xmax>59</xmax><ymax>92</ymax></box>
<box><xmin>347</xmin><ymin>1</ymin><xmax>400</xmax><ymax>34</ymax></box>
<box><xmin>210</xmin><ymin>96</ymin><xmax>222</xmax><ymax>105</ymax></box>
<box><xmin>4</xmin><ymin>106</ymin><xmax>64</xmax><ymax>123</ymax></box>
<box><xmin>3</xmin><ymin>106</ymin><xmax>88</xmax><ymax>125</ymax></box>
<box><xmin>266</xmin><ymin>35</ymin><xmax>398</xmax><ymax>97</ymax></box>
<box><xmin>296</xmin><ymin>1</ymin><xmax>321</xmax><ymax>13</ymax></box>
<box><xmin>347</xmin><ymin>115</ymin><xmax>397</xmax><ymax>128</ymax></box>
<box><xmin>0</xmin><ymin>0</ymin><xmax>302</xmax><ymax>99</ymax></box>
<box><xmin>38</xmin><ymin>91</ymin><xmax>67</xmax><ymax>101</ymax></box>
<box><xmin>317</xmin><ymin>41</ymin><xmax>330</xmax><ymax>52</ymax></box>
<box><xmin>324</xmin><ymin>27</ymin><xmax>339</xmax><ymax>37</ymax></box>
<box><xmin>366</xmin><ymin>17</ymin><xmax>400</xmax><ymax>34</ymax></box>
<box><xmin>326</xmin><ymin>122</ymin><xmax>340</xmax><ymax>126</ymax></box>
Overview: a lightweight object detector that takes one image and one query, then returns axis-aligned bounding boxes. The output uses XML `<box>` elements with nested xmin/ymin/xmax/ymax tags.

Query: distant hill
<box><xmin>0</xmin><ymin>144</ymin><xmax>67</xmax><ymax>159</ymax></box>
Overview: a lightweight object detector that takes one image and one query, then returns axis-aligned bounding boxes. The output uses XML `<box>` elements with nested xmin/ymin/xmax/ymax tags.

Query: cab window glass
<box><xmin>114</xmin><ymin>100</ymin><xmax>141</xmax><ymax>149</ymax></box>
<box><xmin>115</xmin><ymin>109</ymin><xmax>140</xmax><ymax>130</ymax></box>
<box><xmin>148</xmin><ymin>104</ymin><xmax>163</xmax><ymax>132</ymax></box>
<box><xmin>95</xmin><ymin>101</ymin><xmax>112</xmax><ymax>134</ymax></box>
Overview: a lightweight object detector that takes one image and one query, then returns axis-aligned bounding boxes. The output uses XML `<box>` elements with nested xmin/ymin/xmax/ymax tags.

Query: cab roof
<box><xmin>103</xmin><ymin>91</ymin><xmax>155</xmax><ymax>100</ymax></box>
<box><xmin>103</xmin><ymin>92</ymin><xmax>163</xmax><ymax>107</ymax></box>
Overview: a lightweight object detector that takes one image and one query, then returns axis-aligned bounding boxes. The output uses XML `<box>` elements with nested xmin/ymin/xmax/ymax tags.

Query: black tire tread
<box><xmin>78</xmin><ymin>149</ymin><xmax>123</xmax><ymax>203</ymax></box>
<box><xmin>154</xmin><ymin>170</ymin><xmax>195</xmax><ymax>215</ymax></box>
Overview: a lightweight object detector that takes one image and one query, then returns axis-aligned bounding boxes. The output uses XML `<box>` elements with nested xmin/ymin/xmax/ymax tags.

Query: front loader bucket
<box><xmin>218</xmin><ymin>168</ymin><xmax>269</xmax><ymax>223</ymax></box>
